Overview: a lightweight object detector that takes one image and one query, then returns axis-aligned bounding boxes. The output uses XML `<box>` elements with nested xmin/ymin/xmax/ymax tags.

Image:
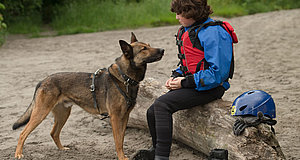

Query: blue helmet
<box><xmin>231</xmin><ymin>90</ymin><xmax>276</xmax><ymax>118</ymax></box>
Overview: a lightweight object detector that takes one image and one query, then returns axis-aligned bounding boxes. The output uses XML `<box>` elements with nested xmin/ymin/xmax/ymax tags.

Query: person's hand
<box><xmin>165</xmin><ymin>77</ymin><xmax>185</xmax><ymax>90</ymax></box>
<box><xmin>165</xmin><ymin>77</ymin><xmax>173</xmax><ymax>90</ymax></box>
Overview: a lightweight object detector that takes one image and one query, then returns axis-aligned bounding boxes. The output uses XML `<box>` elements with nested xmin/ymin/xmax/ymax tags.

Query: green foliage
<box><xmin>1</xmin><ymin>0</ymin><xmax>43</xmax><ymax>35</ymax></box>
<box><xmin>0</xmin><ymin>2</ymin><xmax>7</xmax><ymax>46</ymax></box>
<box><xmin>49</xmin><ymin>0</ymin><xmax>300</xmax><ymax>35</ymax></box>
<box><xmin>1</xmin><ymin>0</ymin><xmax>42</xmax><ymax>17</ymax></box>
<box><xmin>208</xmin><ymin>0</ymin><xmax>247</xmax><ymax>17</ymax></box>
<box><xmin>7</xmin><ymin>14</ymin><xmax>42</xmax><ymax>34</ymax></box>
<box><xmin>241</xmin><ymin>0</ymin><xmax>300</xmax><ymax>14</ymax></box>
<box><xmin>1</xmin><ymin>0</ymin><xmax>300</xmax><ymax>36</ymax></box>
<box><xmin>208</xmin><ymin>0</ymin><xmax>300</xmax><ymax>17</ymax></box>
<box><xmin>51</xmin><ymin>0</ymin><xmax>177</xmax><ymax>35</ymax></box>
<box><xmin>0</xmin><ymin>3</ymin><xmax>5</xmax><ymax>10</ymax></box>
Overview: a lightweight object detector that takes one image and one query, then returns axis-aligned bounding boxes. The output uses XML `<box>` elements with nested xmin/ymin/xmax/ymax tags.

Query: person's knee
<box><xmin>147</xmin><ymin>105</ymin><xmax>155</xmax><ymax>118</ymax></box>
<box><xmin>154</xmin><ymin>100</ymin><xmax>172</xmax><ymax>113</ymax></box>
<box><xmin>148</xmin><ymin>100</ymin><xmax>173</xmax><ymax>118</ymax></box>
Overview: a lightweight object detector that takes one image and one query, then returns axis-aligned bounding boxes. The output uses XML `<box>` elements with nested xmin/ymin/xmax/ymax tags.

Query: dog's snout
<box><xmin>160</xmin><ymin>49</ymin><xmax>165</xmax><ymax>55</ymax></box>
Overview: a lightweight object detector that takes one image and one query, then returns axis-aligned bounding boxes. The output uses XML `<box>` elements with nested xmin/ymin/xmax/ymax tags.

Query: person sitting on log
<box><xmin>132</xmin><ymin>0</ymin><xmax>238</xmax><ymax>160</ymax></box>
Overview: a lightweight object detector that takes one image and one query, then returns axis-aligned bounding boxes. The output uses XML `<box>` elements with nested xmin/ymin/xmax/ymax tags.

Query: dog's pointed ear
<box><xmin>131</xmin><ymin>32</ymin><xmax>138</xmax><ymax>43</ymax></box>
<box><xmin>119</xmin><ymin>40</ymin><xmax>133</xmax><ymax>59</ymax></box>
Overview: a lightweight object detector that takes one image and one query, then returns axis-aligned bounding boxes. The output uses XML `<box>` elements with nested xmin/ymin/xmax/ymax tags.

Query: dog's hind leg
<box><xmin>50</xmin><ymin>103</ymin><xmax>72</xmax><ymax>150</ymax></box>
<box><xmin>110</xmin><ymin>111</ymin><xmax>131</xmax><ymax>160</ymax></box>
<box><xmin>15</xmin><ymin>88</ymin><xmax>59</xmax><ymax>159</ymax></box>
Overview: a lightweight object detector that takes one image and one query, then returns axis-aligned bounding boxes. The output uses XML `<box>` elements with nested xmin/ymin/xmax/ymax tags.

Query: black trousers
<box><xmin>146</xmin><ymin>86</ymin><xmax>225</xmax><ymax>157</ymax></box>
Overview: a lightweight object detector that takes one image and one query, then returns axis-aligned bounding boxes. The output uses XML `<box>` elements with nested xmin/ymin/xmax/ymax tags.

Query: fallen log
<box><xmin>128</xmin><ymin>78</ymin><xmax>285</xmax><ymax>160</ymax></box>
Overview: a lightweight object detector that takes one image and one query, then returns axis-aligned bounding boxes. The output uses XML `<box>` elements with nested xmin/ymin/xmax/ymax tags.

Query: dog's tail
<box><xmin>12</xmin><ymin>81</ymin><xmax>42</xmax><ymax>130</ymax></box>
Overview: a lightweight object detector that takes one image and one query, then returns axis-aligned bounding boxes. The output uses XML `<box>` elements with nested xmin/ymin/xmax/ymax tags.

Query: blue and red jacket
<box><xmin>174</xmin><ymin>18</ymin><xmax>238</xmax><ymax>91</ymax></box>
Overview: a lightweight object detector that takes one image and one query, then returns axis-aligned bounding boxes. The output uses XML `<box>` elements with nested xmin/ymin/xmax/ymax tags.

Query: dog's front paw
<box><xmin>119</xmin><ymin>155</ymin><xmax>129</xmax><ymax>160</ymax></box>
<box><xmin>60</xmin><ymin>147</ymin><xmax>70</xmax><ymax>150</ymax></box>
<box><xmin>15</xmin><ymin>153</ymin><xmax>24</xmax><ymax>159</ymax></box>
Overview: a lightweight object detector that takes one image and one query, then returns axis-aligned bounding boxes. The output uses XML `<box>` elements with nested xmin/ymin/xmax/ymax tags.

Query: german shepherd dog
<box><xmin>12</xmin><ymin>33</ymin><xmax>164</xmax><ymax>160</ymax></box>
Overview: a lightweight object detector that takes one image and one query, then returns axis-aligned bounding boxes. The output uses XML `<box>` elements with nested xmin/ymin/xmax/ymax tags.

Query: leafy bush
<box><xmin>1</xmin><ymin>0</ymin><xmax>43</xmax><ymax>34</ymax></box>
<box><xmin>1</xmin><ymin>0</ymin><xmax>42</xmax><ymax>17</ymax></box>
<box><xmin>1</xmin><ymin>0</ymin><xmax>300</xmax><ymax>36</ymax></box>
<box><xmin>0</xmin><ymin>2</ymin><xmax>7</xmax><ymax>46</ymax></box>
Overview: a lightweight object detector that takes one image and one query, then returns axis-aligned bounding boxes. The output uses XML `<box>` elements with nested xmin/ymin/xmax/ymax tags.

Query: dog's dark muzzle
<box><xmin>154</xmin><ymin>48</ymin><xmax>164</xmax><ymax>61</ymax></box>
<box><xmin>156</xmin><ymin>48</ymin><xmax>164</xmax><ymax>59</ymax></box>
<box><xmin>143</xmin><ymin>48</ymin><xmax>164</xmax><ymax>63</ymax></box>
<box><xmin>160</xmin><ymin>48</ymin><xmax>165</xmax><ymax>55</ymax></box>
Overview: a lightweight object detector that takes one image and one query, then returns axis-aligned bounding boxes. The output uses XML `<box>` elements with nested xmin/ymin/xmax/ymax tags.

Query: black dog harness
<box><xmin>90</xmin><ymin>68</ymin><xmax>109</xmax><ymax>120</ymax></box>
<box><xmin>90</xmin><ymin>64</ymin><xmax>139</xmax><ymax>119</ymax></box>
<box><xmin>108</xmin><ymin>64</ymin><xmax>139</xmax><ymax>108</ymax></box>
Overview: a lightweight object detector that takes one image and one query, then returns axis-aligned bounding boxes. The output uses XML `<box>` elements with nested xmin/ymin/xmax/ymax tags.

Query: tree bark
<box><xmin>128</xmin><ymin>78</ymin><xmax>286</xmax><ymax>160</ymax></box>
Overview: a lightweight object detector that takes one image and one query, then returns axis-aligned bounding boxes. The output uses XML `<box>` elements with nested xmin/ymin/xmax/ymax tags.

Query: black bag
<box><xmin>208</xmin><ymin>149</ymin><xmax>228</xmax><ymax>160</ymax></box>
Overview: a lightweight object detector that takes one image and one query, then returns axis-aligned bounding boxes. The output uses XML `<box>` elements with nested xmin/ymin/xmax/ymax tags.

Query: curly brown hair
<box><xmin>170</xmin><ymin>0</ymin><xmax>213</xmax><ymax>21</ymax></box>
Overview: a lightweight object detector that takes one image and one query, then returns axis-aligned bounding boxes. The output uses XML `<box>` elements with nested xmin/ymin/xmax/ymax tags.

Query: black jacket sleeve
<box><xmin>181</xmin><ymin>74</ymin><xmax>196</xmax><ymax>88</ymax></box>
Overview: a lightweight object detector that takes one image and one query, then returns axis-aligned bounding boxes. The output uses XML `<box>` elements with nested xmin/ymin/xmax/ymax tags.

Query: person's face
<box><xmin>176</xmin><ymin>13</ymin><xmax>195</xmax><ymax>27</ymax></box>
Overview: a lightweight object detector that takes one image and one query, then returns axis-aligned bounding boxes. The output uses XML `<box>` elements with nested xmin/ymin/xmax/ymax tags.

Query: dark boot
<box><xmin>208</xmin><ymin>149</ymin><xmax>228</xmax><ymax>160</ymax></box>
<box><xmin>131</xmin><ymin>147</ymin><xmax>155</xmax><ymax>160</ymax></box>
<box><xmin>154</xmin><ymin>155</ymin><xmax>169</xmax><ymax>160</ymax></box>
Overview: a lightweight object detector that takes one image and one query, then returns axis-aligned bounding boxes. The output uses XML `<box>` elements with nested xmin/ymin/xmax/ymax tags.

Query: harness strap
<box><xmin>108</xmin><ymin>64</ymin><xmax>138</xmax><ymax>109</ymax></box>
<box><xmin>195</xmin><ymin>58</ymin><xmax>209</xmax><ymax>73</ymax></box>
<box><xmin>90</xmin><ymin>68</ymin><xmax>106</xmax><ymax>112</ymax></box>
<box><xmin>194</xmin><ymin>21</ymin><xmax>224</xmax><ymax>38</ymax></box>
<box><xmin>176</xmin><ymin>27</ymin><xmax>185</xmax><ymax>67</ymax></box>
<box><xmin>116</xmin><ymin>64</ymin><xmax>139</xmax><ymax>86</ymax></box>
<box><xmin>91</xmin><ymin>77</ymin><xmax>98</xmax><ymax>111</ymax></box>
<box><xmin>89</xmin><ymin>68</ymin><xmax>111</xmax><ymax>120</ymax></box>
<box><xmin>110</xmin><ymin>73</ymin><xmax>136</xmax><ymax>108</ymax></box>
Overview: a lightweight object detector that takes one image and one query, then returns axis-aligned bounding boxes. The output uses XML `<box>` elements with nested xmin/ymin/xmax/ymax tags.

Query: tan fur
<box><xmin>13</xmin><ymin>33</ymin><xmax>164</xmax><ymax>160</ymax></box>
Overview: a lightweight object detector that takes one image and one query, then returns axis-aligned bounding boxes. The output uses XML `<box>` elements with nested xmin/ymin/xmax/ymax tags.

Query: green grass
<box><xmin>5</xmin><ymin>13</ymin><xmax>42</xmax><ymax>35</ymax></box>
<box><xmin>51</xmin><ymin>0</ymin><xmax>177</xmax><ymax>35</ymax></box>
<box><xmin>0</xmin><ymin>30</ymin><xmax>6</xmax><ymax>46</ymax></box>
<box><xmin>2</xmin><ymin>0</ymin><xmax>300</xmax><ymax>38</ymax></box>
<box><xmin>209</xmin><ymin>1</ymin><xmax>246</xmax><ymax>17</ymax></box>
<box><xmin>208</xmin><ymin>0</ymin><xmax>300</xmax><ymax>17</ymax></box>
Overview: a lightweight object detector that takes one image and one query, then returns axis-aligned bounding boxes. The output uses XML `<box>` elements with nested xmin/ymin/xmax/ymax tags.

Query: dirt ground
<box><xmin>0</xmin><ymin>9</ymin><xmax>299</xmax><ymax>160</ymax></box>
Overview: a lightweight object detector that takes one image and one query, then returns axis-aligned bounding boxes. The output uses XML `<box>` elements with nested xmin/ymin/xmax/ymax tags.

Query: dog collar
<box><xmin>114</xmin><ymin>64</ymin><xmax>139</xmax><ymax>86</ymax></box>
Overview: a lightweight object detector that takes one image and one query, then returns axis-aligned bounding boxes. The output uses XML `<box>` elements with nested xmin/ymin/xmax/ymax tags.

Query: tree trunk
<box><xmin>128</xmin><ymin>78</ymin><xmax>286</xmax><ymax>160</ymax></box>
